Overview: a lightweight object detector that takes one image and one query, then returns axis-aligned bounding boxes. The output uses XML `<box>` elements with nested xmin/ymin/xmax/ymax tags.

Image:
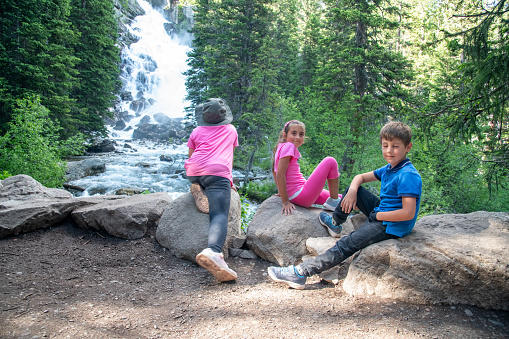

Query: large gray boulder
<box><xmin>0</xmin><ymin>175</ymin><xmax>123</xmax><ymax>238</ymax></box>
<box><xmin>156</xmin><ymin>190</ymin><xmax>242</xmax><ymax>262</ymax></box>
<box><xmin>72</xmin><ymin>192</ymin><xmax>172</xmax><ymax>240</ymax></box>
<box><xmin>0</xmin><ymin>174</ymin><xmax>72</xmax><ymax>202</ymax></box>
<box><xmin>342</xmin><ymin>211</ymin><xmax>509</xmax><ymax>310</ymax></box>
<box><xmin>246</xmin><ymin>195</ymin><xmax>330</xmax><ymax>266</ymax></box>
<box><xmin>65</xmin><ymin>158</ymin><xmax>106</xmax><ymax>182</ymax></box>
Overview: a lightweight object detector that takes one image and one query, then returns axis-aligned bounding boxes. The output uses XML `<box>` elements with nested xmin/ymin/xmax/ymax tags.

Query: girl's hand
<box><xmin>281</xmin><ymin>201</ymin><xmax>296</xmax><ymax>215</ymax></box>
<box><xmin>340</xmin><ymin>190</ymin><xmax>357</xmax><ymax>214</ymax></box>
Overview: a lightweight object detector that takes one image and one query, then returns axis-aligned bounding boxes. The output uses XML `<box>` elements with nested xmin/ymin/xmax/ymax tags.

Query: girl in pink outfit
<box><xmin>273</xmin><ymin>120</ymin><xmax>341</xmax><ymax>215</ymax></box>
<box><xmin>185</xmin><ymin>98</ymin><xmax>238</xmax><ymax>282</ymax></box>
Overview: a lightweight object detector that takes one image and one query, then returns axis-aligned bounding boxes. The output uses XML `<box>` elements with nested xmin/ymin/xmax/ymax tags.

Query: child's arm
<box><xmin>375</xmin><ymin>196</ymin><xmax>416</xmax><ymax>222</ymax></box>
<box><xmin>188</xmin><ymin>148</ymin><xmax>194</xmax><ymax>158</ymax></box>
<box><xmin>340</xmin><ymin>172</ymin><xmax>377</xmax><ymax>214</ymax></box>
<box><xmin>275</xmin><ymin>155</ymin><xmax>296</xmax><ymax>215</ymax></box>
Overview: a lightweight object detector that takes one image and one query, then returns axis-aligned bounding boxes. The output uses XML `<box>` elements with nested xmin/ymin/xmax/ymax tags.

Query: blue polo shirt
<box><xmin>373</xmin><ymin>158</ymin><xmax>422</xmax><ymax>237</ymax></box>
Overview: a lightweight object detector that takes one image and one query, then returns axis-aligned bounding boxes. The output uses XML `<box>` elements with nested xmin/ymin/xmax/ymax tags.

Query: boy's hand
<box><xmin>340</xmin><ymin>190</ymin><xmax>357</xmax><ymax>214</ymax></box>
<box><xmin>281</xmin><ymin>201</ymin><xmax>296</xmax><ymax>215</ymax></box>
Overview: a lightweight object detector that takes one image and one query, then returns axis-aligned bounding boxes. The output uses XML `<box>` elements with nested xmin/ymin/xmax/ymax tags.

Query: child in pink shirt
<box><xmin>184</xmin><ymin>98</ymin><xmax>238</xmax><ymax>282</ymax></box>
<box><xmin>273</xmin><ymin>120</ymin><xmax>341</xmax><ymax>215</ymax></box>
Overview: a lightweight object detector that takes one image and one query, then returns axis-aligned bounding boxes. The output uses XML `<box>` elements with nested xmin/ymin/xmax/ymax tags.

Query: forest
<box><xmin>0</xmin><ymin>0</ymin><xmax>508</xmax><ymax>215</ymax></box>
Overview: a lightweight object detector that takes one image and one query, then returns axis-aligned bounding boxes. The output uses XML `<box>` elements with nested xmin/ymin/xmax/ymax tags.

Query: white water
<box><xmin>114</xmin><ymin>0</ymin><xmax>192</xmax><ymax>139</ymax></box>
<box><xmin>68</xmin><ymin>1</ymin><xmax>193</xmax><ymax>198</ymax></box>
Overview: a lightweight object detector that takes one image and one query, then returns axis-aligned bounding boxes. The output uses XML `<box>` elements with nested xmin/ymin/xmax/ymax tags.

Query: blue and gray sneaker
<box><xmin>323</xmin><ymin>197</ymin><xmax>340</xmax><ymax>211</ymax></box>
<box><xmin>267</xmin><ymin>265</ymin><xmax>306</xmax><ymax>290</ymax></box>
<box><xmin>318</xmin><ymin>211</ymin><xmax>342</xmax><ymax>238</ymax></box>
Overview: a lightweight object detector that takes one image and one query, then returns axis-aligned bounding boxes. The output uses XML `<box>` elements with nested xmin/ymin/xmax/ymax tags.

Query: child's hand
<box><xmin>281</xmin><ymin>201</ymin><xmax>296</xmax><ymax>215</ymax></box>
<box><xmin>340</xmin><ymin>190</ymin><xmax>357</xmax><ymax>214</ymax></box>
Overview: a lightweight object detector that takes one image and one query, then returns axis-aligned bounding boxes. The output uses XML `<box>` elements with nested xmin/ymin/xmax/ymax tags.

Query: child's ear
<box><xmin>406</xmin><ymin>142</ymin><xmax>413</xmax><ymax>153</ymax></box>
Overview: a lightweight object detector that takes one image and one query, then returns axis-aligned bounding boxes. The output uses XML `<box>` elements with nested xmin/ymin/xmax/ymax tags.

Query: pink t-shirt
<box><xmin>185</xmin><ymin>124</ymin><xmax>239</xmax><ymax>185</ymax></box>
<box><xmin>274</xmin><ymin>142</ymin><xmax>306</xmax><ymax>197</ymax></box>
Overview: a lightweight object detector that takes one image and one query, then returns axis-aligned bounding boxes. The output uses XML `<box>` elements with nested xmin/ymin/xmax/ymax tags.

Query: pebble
<box><xmin>464</xmin><ymin>309</ymin><xmax>473</xmax><ymax>317</ymax></box>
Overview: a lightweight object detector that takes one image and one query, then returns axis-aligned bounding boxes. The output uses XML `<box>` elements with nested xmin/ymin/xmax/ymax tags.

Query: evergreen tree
<box><xmin>0</xmin><ymin>0</ymin><xmax>79</xmax><ymax>134</ymax></box>
<box><xmin>306</xmin><ymin>0</ymin><xmax>415</xmax><ymax>178</ymax></box>
<box><xmin>69</xmin><ymin>0</ymin><xmax>122</xmax><ymax>137</ymax></box>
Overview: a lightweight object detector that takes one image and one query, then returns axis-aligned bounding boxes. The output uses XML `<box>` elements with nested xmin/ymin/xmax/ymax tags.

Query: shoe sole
<box><xmin>196</xmin><ymin>253</ymin><xmax>237</xmax><ymax>282</ymax></box>
<box><xmin>267</xmin><ymin>268</ymin><xmax>305</xmax><ymax>290</ymax></box>
<box><xmin>323</xmin><ymin>202</ymin><xmax>337</xmax><ymax>212</ymax></box>
<box><xmin>318</xmin><ymin>214</ymin><xmax>342</xmax><ymax>238</ymax></box>
<box><xmin>190</xmin><ymin>183</ymin><xmax>209</xmax><ymax>213</ymax></box>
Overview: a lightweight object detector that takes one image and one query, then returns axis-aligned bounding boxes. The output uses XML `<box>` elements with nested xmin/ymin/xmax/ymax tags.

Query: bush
<box><xmin>0</xmin><ymin>95</ymin><xmax>85</xmax><ymax>187</ymax></box>
<box><xmin>239</xmin><ymin>180</ymin><xmax>277</xmax><ymax>203</ymax></box>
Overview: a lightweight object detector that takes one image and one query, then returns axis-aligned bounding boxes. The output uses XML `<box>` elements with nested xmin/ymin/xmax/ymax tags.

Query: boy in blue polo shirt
<box><xmin>268</xmin><ymin>121</ymin><xmax>422</xmax><ymax>289</ymax></box>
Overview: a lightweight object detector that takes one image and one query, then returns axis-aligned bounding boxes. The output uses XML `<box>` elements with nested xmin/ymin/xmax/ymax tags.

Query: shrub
<box><xmin>0</xmin><ymin>95</ymin><xmax>85</xmax><ymax>187</ymax></box>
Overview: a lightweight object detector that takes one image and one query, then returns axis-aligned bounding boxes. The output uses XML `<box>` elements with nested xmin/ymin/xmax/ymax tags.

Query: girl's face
<box><xmin>285</xmin><ymin>124</ymin><xmax>305</xmax><ymax>148</ymax></box>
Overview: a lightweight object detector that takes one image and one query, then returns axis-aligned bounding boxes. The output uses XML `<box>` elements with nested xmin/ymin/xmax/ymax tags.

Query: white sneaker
<box><xmin>196</xmin><ymin>248</ymin><xmax>238</xmax><ymax>282</ymax></box>
<box><xmin>323</xmin><ymin>197</ymin><xmax>340</xmax><ymax>211</ymax></box>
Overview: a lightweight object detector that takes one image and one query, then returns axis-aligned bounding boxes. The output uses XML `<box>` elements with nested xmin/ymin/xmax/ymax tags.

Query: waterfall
<box><xmin>112</xmin><ymin>0</ymin><xmax>192</xmax><ymax>139</ymax></box>
<box><xmin>68</xmin><ymin>0</ymin><xmax>193</xmax><ymax>198</ymax></box>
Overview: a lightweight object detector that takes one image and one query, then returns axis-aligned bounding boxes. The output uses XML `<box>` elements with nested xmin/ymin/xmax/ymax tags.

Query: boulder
<box><xmin>153</xmin><ymin>112</ymin><xmax>172</xmax><ymax>125</ymax></box>
<box><xmin>65</xmin><ymin>158</ymin><xmax>106</xmax><ymax>182</ymax></box>
<box><xmin>342</xmin><ymin>211</ymin><xmax>509</xmax><ymax>310</ymax></box>
<box><xmin>86</xmin><ymin>139</ymin><xmax>117</xmax><ymax>153</ymax></box>
<box><xmin>0</xmin><ymin>175</ymin><xmax>124</xmax><ymax>238</ymax></box>
<box><xmin>0</xmin><ymin>175</ymin><xmax>72</xmax><ymax>202</ymax></box>
<box><xmin>72</xmin><ymin>192</ymin><xmax>172</xmax><ymax>240</ymax></box>
<box><xmin>156</xmin><ymin>190</ymin><xmax>242</xmax><ymax>262</ymax></box>
<box><xmin>245</xmin><ymin>195</ymin><xmax>330</xmax><ymax>266</ymax></box>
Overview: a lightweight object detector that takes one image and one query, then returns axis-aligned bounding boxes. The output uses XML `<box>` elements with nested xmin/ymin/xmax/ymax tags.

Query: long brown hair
<box><xmin>271</xmin><ymin>120</ymin><xmax>306</xmax><ymax>170</ymax></box>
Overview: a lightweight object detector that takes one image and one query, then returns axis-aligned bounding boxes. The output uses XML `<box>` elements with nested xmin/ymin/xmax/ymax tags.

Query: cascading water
<box><xmin>67</xmin><ymin>0</ymin><xmax>194</xmax><ymax>199</ymax></box>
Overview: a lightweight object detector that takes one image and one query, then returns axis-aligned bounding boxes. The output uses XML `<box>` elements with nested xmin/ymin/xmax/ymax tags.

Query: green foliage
<box><xmin>0</xmin><ymin>0</ymin><xmax>120</xmax><ymax>139</ymax></box>
<box><xmin>0</xmin><ymin>95</ymin><xmax>85</xmax><ymax>188</ymax></box>
<box><xmin>239</xmin><ymin>180</ymin><xmax>278</xmax><ymax>203</ymax></box>
<box><xmin>185</xmin><ymin>0</ymin><xmax>507</xmax><ymax>215</ymax></box>
<box><xmin>0</xmin><ymin>171</ymin><xmax>11</xmax><ymax>180</ymax></box>
<box><xmin>240</xmin><ymin>194</ymin><xmax>256</xmax><ymax>233</ymax></box>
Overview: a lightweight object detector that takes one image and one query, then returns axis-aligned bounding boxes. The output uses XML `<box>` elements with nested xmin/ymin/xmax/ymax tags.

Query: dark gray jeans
<box><xmin>299</xmin><ymin>186</ymin><xmax>399</xmax><ymax>277</ymax></box>
<box><xmin>188</xmin><ymin>175</ymin><xmax>231</xmax><ymax>253</ymax></box>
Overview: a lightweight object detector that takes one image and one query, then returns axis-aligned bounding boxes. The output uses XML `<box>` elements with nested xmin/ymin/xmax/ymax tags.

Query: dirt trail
<box><xmin>1</xmin><ymin>221</ymin><xmax>508</xmax><ymax>338</ymax></box>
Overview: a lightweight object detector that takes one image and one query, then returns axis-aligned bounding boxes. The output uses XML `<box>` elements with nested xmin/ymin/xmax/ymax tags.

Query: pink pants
<box><xmin>290</xmin><ymin>157</ymin><xmax>340</xmax><ymax>208</ymax></box>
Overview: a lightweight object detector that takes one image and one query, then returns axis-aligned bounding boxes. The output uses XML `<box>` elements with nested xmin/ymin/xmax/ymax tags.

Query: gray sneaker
<box><xmin>323</xmin><ymin>197</ymin><xmax>340</xmax><ymax>211</ymax></box>
<box><xmin>267</xmin><ymin>265</ymin><xmax>306</xmax><ymax>290</ymax></box>
<box><xmin>318</xmin><ymin>211</ymin><xmax>342</xmax><ymax>238</ymax></box>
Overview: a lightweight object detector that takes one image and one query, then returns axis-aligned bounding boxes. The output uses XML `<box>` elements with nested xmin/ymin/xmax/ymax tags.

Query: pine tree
<box><xmin>308</xmin><ymin>0</ymin><xmax>415</xmax><ymax>177</ymax></box>
<box><xmin>69</xmin><ymin>0</ymin><xmax>122</xmax><ymax>137</ymax></box>
<box><xmin>0</xmin><ymin>0</ymin><xmax>79</xmax><ymax>134</ymax></box>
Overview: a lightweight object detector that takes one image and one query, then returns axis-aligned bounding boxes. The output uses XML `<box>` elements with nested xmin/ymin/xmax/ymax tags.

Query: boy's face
<box><xmin>381</xmin><ymin>137</ymin><xmax>412</xmax><ymax>167</ymax></box>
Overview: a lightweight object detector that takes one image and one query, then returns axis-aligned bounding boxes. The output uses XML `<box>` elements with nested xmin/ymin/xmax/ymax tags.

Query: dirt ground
<box><xmin>1</xmin><ymin>220</ymin><xmax>508</xmax><ymax>339</ymax></box>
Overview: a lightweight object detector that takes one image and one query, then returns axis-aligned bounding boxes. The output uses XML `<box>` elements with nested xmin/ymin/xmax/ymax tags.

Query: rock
<box><xmin>159</xmin><ymin>155</ymin><xmax>173</xmax><ymax>162</ymax></box>
<box><xmin>65</xmin><ymin>158</ymin><xmax>106</xmax><ymax>182</ymax></box>
<box><xmin>238</xmin><ymin>249</ymin><xmax>258</xmax><ymax>259</ymax></box>
<box><xmin>114</xmin><ymin>120</ymin><xmax>127</xmax><ymax>130</ymax></box>
<box><xmin>72</xmin><ymin>192</ymin><xmax>172</xmax><ymax>240</ymax></box>
<box><xmin>156</xmin><ymin>191</ymin><xmax>242</xmax><ymax>262</ymax></box>
<box><xmin>231</xmin><ymin>235</ymin><xmax>247</xmax><ymax>249</ymax></box>
<box><xmin>0</xmin><ymin>175</ymin><xmax>72</xmax><ymax>202</ymax></box>
<box><xmin>246</xmin><ymin>195</ymin><xmax>329</xmax><ymax>266</ymax></box>
<box><xmin>228</xmin><ymin>248</ymin><xmax>257</xmax><ymax>259</ymax></box>
<box><xmin>86</xmin><ymin>139</ymin><xmax>117</xmax><ymax>153</ymax></box>
<box><xmin>153</xmin><ymin>112</ymin><xmax>171</xmax><ymax>125</ymax></box>
<box><xmin>130</xmin><ymin>98</ymin><xmax>150</xmax><ymax>115</ymax></box>
<box><xmin>342</xmin><ymin>211</ymin><xmax>509</xmax><ymax>310</ymax></box>
<box><xmin>0</xmin><ymin>175</ymin><xmax>124</xmax><ymax>238</ymax></box>
<box><xmin>306</xmin><ymin>237</ymin><xmax>337</xmax><ymax>257</ymax></box>
<box><xmin>114</xmin><ymin>187</ymin><xmax>148</xmax><ymax>195</ymax></box>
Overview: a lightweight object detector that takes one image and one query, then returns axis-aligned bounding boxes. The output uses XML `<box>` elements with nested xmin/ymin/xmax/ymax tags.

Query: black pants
<box><xmin>188</xmin><ymin>175</ymin><xmax>231</xmax><ymax>253</ymax></box>
<box><xmin>299</xmin><ymin>186</ymin><xmax>399</xmax><ymax>276</ymax></box>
